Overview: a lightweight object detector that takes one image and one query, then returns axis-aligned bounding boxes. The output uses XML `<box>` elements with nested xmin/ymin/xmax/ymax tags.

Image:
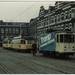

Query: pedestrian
<box><xmin>32</xmin><ymin>42</ymin><xmax>37</xmax><ymax>56</ymax></box>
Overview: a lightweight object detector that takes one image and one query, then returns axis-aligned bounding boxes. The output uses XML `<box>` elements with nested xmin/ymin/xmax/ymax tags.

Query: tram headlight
<box><xmin>64</xmin><ymin>46</ymin><xmax>66</xmax><ymax>51</ymax></box>
<box><xmin>72</xmin><ymin>46</ymin><xmax>75</xmax><ymax>51</ymax></box>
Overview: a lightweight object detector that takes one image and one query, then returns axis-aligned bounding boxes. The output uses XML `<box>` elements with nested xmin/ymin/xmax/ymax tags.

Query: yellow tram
<box><xmin>2</xmin><ymin>38</ymin><xmax>12</xmax><ymax>49</ymax></box>
<box><xmin>11</xmin><ymin>36</ymin><xmax>34</xmax><ymax>52</ymax></box>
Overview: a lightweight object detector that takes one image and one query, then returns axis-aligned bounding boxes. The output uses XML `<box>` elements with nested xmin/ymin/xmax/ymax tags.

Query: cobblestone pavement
<box><xmin>0</xmin><ymin>47</ymin><xmax>75</xmax><ymax>74</ymax></box>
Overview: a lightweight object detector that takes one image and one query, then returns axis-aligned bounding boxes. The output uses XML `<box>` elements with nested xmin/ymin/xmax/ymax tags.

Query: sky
<box><xmin>0</xmin><ymin>1</ymin><xmax>55</xmax><ymax>22</ymax></box>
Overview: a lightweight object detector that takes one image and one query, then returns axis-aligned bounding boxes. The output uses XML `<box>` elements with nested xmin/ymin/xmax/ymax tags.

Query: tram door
<box><xmin>56</xmin><ymin>34</ymin><xmax>64</xmax><ymax>53</ymax></box>
<box><xmin>56</xmin><ymin>34</ymin><xmax>60</xmax><ymax>52</ymax></box>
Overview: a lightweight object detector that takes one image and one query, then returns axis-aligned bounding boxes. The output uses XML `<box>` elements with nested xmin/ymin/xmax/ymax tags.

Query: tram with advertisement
<box><xmin>39</xmin><ymin>31</ymin><xmax>75</xmax><ymax>58</ymax></box>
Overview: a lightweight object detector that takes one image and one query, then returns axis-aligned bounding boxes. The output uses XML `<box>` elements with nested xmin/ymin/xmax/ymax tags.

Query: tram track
<box><xmin>0</xmin><ymin>56</ymin><xmax>38</xmax><ymax>74</ymax></box>
<box><xmin>0</xmin><ymin>65</ymin><xmax>13</xmax><ymax>74</ymax></box>
<box><xmin>7</xmin><ymin>53</ymin><xmax>74</xmax><ymax>74</ymax></box>
<box><xmin>1</xmin><ymin>49</ymin><xmax>75</xmax><ymax>74</ymax></box>
<box><xmin>3</xmin><ymin>56</ymin><xmax>50</xmax><ymax>74</ymax></box>
<box><xmin>0</xmin><ymin>54</ymin><xmax>55</xmax><ymax>73</ymax></box>
<box><xmin>7</xmin><ymin>60</ymin><xmax>38</xmax><ymax>74</ymax></box>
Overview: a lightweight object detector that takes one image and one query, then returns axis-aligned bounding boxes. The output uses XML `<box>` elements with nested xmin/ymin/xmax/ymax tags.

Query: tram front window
<box><xmin>64</xmin><ymin>35</ymin><xmax>74</xmax><ymax>43</ymax></box>
<box><xmin>21</xmin><ymin>40</ymin><xmax>26</xmax><ymax>44</ymax></box>
<box><xmin>60</xmin><ymin>35</ymin><xmax>63</xmax><ymax>42</ymax></box>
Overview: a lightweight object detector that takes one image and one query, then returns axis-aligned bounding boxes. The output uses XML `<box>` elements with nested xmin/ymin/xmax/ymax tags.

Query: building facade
<box><xmin>29</xmin><ymin>1</ymin><xmax>75</xmax><ymax>45</ymax></box>
<box><xmin>37</xmin><ymin>5</ymin><xmax>55</xmax><ymax>37</ymax></box>
<box><xmin>37</xmin><ymin>2</ymin><xmax>75</xmax><ymax>36</ymax></box>
<box><xmin>0</xmin><ymin>20</ymin><xmax>29</xmax><ymax>46</ymax></box>
<box><xmin>29</xmin><ymin>18</ymin><xmax>37</xmax><ymax>42</ymax></box>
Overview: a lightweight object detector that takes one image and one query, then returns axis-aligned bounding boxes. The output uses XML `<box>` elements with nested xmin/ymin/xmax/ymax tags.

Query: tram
<box><xmin>39</xmin><ymin>31</ymin><xmax>75</xmax><ymax>58</ymax></box>
<box><xmin>2</xmin><ymin>38</ymin><xmax>12</xmax><ymax>49</ymax></box>
<box><xmin>11</xmin><ymin>36</ymin><xmax>34</xmax><ymax>52</ymax></box>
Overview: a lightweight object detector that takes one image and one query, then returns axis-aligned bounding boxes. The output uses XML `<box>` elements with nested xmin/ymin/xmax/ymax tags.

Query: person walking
<box><xmin>32</xmin><ymin>42</ymin><xmax>37</xmax><ymax>56</ymax></box>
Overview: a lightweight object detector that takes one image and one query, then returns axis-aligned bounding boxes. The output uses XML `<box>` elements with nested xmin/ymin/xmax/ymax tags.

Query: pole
<box><xmin>20</xmin><ymin>24</ymin><xmax>21</xmax><ymax>36</ymax></box>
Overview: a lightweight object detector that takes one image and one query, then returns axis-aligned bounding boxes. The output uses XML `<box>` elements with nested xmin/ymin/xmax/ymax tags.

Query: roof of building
<box><xmin>0</xmin><ymin>20</ymin><xmax>29</xmax><ymax>26</ymax></box>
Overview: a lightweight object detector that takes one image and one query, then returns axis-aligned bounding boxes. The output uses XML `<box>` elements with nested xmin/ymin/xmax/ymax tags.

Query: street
<box><xmin>0</xmin><ymin>47</ymin><xmax>75</xmax><ymax>74</ymax></box>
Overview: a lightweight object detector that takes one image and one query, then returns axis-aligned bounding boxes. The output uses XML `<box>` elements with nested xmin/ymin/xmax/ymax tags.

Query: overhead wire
<box><xmin>10</xmin><ymin>2</ymin><xmax>39</xmax><ymax>21</ymax></box>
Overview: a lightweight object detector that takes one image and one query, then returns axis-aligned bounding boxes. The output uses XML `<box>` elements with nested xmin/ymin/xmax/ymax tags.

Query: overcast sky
<box><xmin>0</xmin><ymin>1</ymin><xmax>55</xmax><ymax>22</ymax></box>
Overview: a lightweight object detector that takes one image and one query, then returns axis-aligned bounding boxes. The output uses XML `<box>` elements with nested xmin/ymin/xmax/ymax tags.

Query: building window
<box><xmin>13</xmin><ymin>28</ymin><xmax>15</xmax><ymax>33</ymax></box>
<box><xmin>39</xmin><ymin>21</ymin><xmax>41</xmax><ymax>26</ymax></box>
<box><xmin>55</xmin><ymin>15</ymin><xmax>57</xmax><ymax>22</ymax></box>
<box><xmin>61</xmin><ymin>24</ymin><xmax>64</xmax><ymax>30</ymax></box>
<box><xmin>44</xmin><ymin>20</ymin><xmax>45</xmax><ymax>25</ymax></box>
<box><xmin>5</xmin><ymin>28</ymin><xmax>8</xmax><ymax>32</ymax></box>
<box><xmin>64</xmin><ymin>11</ymin><xmax>68</xmax><ymax>20</ymax></box>
<box><xmin>9</xmin><ymin>28</ymin><xmax>11</xmax><ymax>33</ymax></box>
<box><xmin>40</xmin><ymin>21</ymin><xmax>42</xmax><ymax>26</ymax></box>
<box><xmin>57</xmin><ymin>4</ymin><xmax>60</xmax><ymax>9</ymax></box>
<box><xmin>55</xmin><ymin>26</ymin><xmax>57</xmax><ymax>30</ymax></box>
<box><xmin>48</xmin><ymin>16</ymin><xmax>51</xmax><ymax>24</ymax></box>
<box><xmin>5</xmin><ymin>35</ymin><xmax>8</xmax><ymax>38</ymax></box>
<box><xmin>61</xmin><ymin>12</ymin><xmax>64</xmax><ymax>21</ymax></box>
<box><xmin>9</xmin><ymin>28</ymin><xmax>11</xmax><ymax>31</ymax></box>
<box><xmin>24</xmin><ymin>29</ymin><xmax>26</xmax><ymax>35</ymax></box>
<box><xmin>1</xmin><ymin>35</ymin><xmax>4</xmax><ymax>40</ymax></box>
<box><xmin>71</xmin><ymin>9</ymin><xmax>75</xmax><ymax>19</ymax></box>
<box><xmin>5</xmin><ymin>28</ymin><xmax>8</xmax><ymax>34</ymax></box>
<box><xmin>37</xmin><ymin>22</ymin><xmax>39</xmax><ymax>27</ymax></box>
<box><xmin>68</xmin><ymin>10</ymin><xmax>71</xmax><ymax>19</ymax></box>
<box><xmin>58</xmin><ymin>25</ymin><xmax>60</xmax><ymax>30</ymax></box>
<box><xmin>42</xmin><ymin>20</ymin><xmax>44</xmax><ymax>26</ymax></box>
<box><xmin>50</xmin><ymin>26</ymin><xmax>53</xmax><ymax>29</ymax></box>
<box><xmin>16</xmin><ymin>28</ymin><xmax>19</xmax><ymax>34</ymax></box>
<box><xmin>1</xmin><ymin>28</ymin><xmax>4</xmax><ymax>33</ymax></box>
<box><xmin>65</xmin><ymin>24</ymin><xmax>68</xmax><ymax>29</ymax></box>
<box><xmin>57</xmin><ymin>14</ymin><xmax>60</xmax><ymax>22</ymax></box>
<box><xmin>69</xmin><ymin>23</ymin><xmax>72</xmax><ymax>29</ymax></box>
<box><xmin>46</xmin><ymin>18</ymin><xmax>48</xmax><ymax>25</ymax></box>
<box><xmin>50</xmin><ymin>16</ymin><xmax>53</xmax><ymax>23</ymax></box>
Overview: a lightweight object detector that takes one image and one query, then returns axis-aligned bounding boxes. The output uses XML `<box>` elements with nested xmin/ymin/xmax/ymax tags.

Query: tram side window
<box><xmin>60</xmin><ymin>35</ymin><xmax>63</xmax><ymax>42</ymax></box>
<box><xmin>57</xmin><ymin>35</ymin><xmax>59</xmax><ymax>43</ymax></box>
<box><xmin>28</xmin><ymin>40</ymin><xmax>33</xmax><ymax>44</ymax></box>
<box><xmin>21</xmin><ymin>40</ymin><xmax>26</xmax><ymax>44</ymax></box>
<box><xmin>9</xmin><ymin>41</ymin><xmax>11</xmax><ymax>44</ymax></box>
<box><xmin>12</xmin><ymin>40</ymin><xmax>21</xmax><ymax>44</ymax></box>
<box><xmin>3</xmin><ymin>41</ymin><xmax>8</xmax><ymax>44</ymax></box>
